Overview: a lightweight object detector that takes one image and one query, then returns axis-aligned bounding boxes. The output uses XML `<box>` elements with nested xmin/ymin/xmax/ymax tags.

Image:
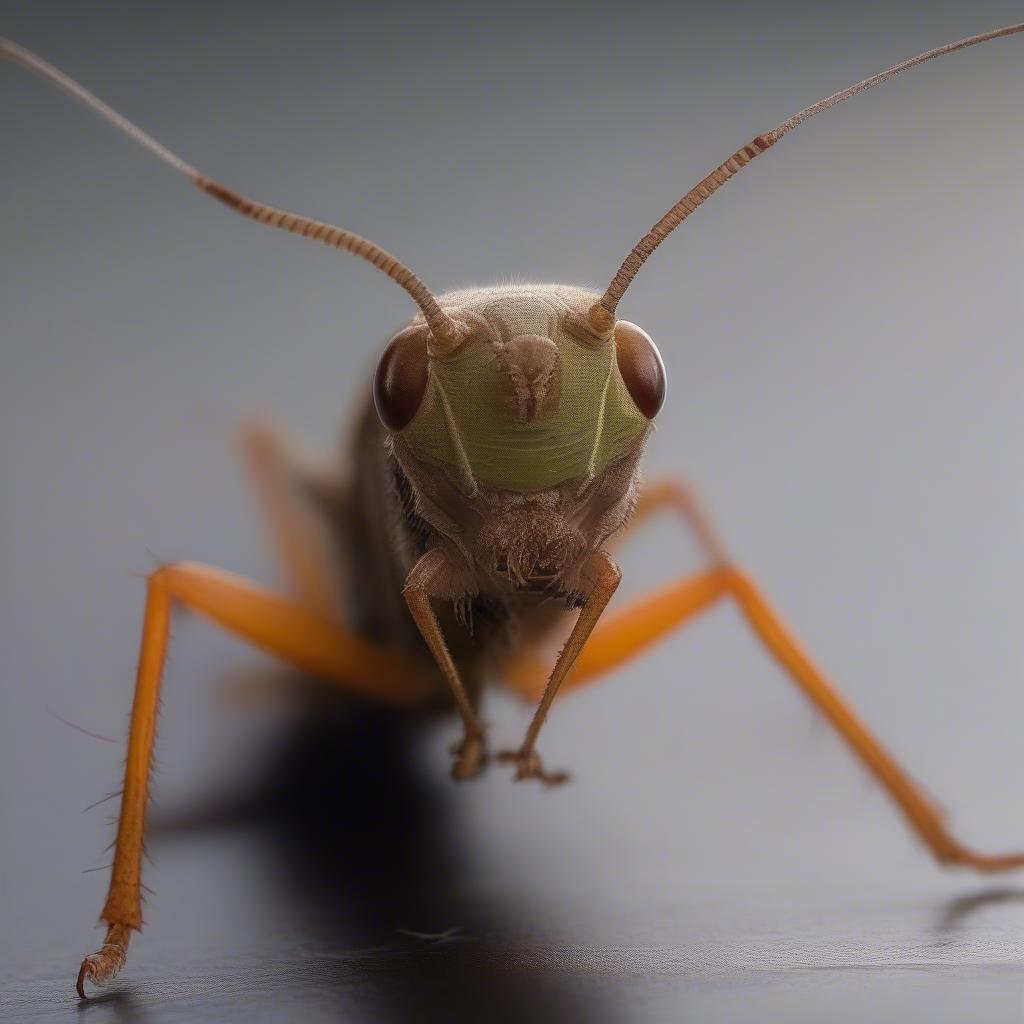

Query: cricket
<box><xmin>3</xmin><ymin>22</ymin><xmax>1023</xmax><ymax>999</ymax></box>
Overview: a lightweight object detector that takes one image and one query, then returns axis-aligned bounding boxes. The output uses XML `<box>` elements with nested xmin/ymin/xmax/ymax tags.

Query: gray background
<box><xmin>3</xmin><ymin>1</ymin><xmax>1024</xmax><ymax>1021</ymax></box>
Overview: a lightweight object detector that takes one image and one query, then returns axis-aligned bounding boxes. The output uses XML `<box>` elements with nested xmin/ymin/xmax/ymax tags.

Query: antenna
<box><xmin>1</xmin><ymin>37</ymin><xmax>463</xmax><ymax>348</ymax></box>
<box><xmin>587</xmin><ymin>22</ymin><xmax>1024</xmax><ymax>334</ymax></box>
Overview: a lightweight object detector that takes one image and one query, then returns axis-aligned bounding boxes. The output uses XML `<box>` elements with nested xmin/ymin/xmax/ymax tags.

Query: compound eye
<box><xmin>373</xmin><ymin>326</ymin><xmax>429</xmax><ymax>431</ymax></box>
<box><xmin>614</xmin><ymin>321</ymin><xmax>666</xmax><ymax>419</ymax></box>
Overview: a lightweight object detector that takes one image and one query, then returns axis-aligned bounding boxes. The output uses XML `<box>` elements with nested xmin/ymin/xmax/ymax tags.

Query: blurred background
<box><xmin>2</xmin><ymin>1</ymin><xmax>1024</xmax><ymax>1021</ymax></box>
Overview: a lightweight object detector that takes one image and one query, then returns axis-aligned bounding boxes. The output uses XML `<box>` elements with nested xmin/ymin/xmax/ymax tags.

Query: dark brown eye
<box><xmin>373</xmin><ymin>326</ymin><xmax>429</xmax><ymax>431</ymax></box>
<box><xmin>615</xmin><ymin>320</ymin><xmax>666</xmax><ymax>419</ymax></box>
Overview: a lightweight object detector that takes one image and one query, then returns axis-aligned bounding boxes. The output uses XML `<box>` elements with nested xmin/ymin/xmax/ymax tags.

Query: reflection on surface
<box><xmin>150</xmin><ymin>691</ymin><xmax>606</xmax><ymax>1024</ymax></box>
<box><xmin>75</xmin><ymin>991</ymin><xmax>145</xmax><ymax>1023</ymax></box>
<box><xmin>934</xmin><ymin>887</ymin><xmax>1024</xmax><ymax>935</ymax></box>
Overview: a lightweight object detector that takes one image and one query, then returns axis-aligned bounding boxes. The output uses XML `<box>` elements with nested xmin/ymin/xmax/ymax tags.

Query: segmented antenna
<box><xmin>588</xmin><ymin>22</ymin><xmax>1024</xmax><ymax>334</ymax></box>
<box><xmin>0</xmin><ymin>37</ymin><xmax>463</xmax><ymax>348</ymax></box>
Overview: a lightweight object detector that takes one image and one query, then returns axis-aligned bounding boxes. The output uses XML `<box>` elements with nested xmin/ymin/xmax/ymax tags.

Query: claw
<box><xmin>497</xmin><ymin>748</ymin><xmax>570</xmax><ymax>786</ymax></box>
<box><xmin>76</xmin><ymin>924</ymin><xmax>130</xmax><ymax>999</ymax></box>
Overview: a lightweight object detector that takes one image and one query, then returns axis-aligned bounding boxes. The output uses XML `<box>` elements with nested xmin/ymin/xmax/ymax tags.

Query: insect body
<box><xmin>3</xmin><ymin>23</ymin><xmax>1023</xmax><ymax>999</ymax></box>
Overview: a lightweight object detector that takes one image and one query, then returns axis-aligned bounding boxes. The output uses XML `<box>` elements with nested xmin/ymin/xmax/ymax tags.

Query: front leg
<box><xmin>499</xmin><ymin>550</ymin><xmax>621</xmax><ymax>784</ymax></box>
<box><xmin>403</xmin><ymin>549</ymin><xmax>488</xmax><ymax>779</ymax></box>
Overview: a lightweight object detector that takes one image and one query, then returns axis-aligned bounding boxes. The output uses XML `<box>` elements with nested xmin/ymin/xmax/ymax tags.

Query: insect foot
<box><xmin>497</xmin><ymin>748</ymin><xmax>570</xmax><ymax>787</ymax></box>
<box><xmin>450</xmin><ymin>732</ymin><xmax>488</xmax><ymax>780</ymax></box>
<box><xmin>76</xmin><ymin>924</ymin><xmax>130</xmax><ymax>999</ymax></box>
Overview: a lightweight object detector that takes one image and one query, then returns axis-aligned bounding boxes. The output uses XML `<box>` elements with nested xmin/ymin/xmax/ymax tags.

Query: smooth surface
<box><xmin>3</xmin><ymin>2</ymin><xmax>1024</xmax><ymax>1021</ymax></box>
<box><xmin>4</xmin><ymin>706</ymin><xmax>1024</xmax><ymax>1024</ymax></box>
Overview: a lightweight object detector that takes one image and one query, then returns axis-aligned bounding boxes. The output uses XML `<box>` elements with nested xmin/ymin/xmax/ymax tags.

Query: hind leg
<box><xmin>239</xmin><ymin>414</ymin><xmax>348</xmax><ymax>621</ymax></box>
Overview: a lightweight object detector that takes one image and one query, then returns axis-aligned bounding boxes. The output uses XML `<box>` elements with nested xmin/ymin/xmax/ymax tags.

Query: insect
<box><xmin>3</xmin><ymin>21</ymin><xmax>1023</xmax><ymax>999</ymax></box>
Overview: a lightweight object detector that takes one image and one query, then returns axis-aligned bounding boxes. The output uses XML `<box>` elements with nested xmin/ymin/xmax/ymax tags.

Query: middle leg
<box><xmin>501</xmin><ymin>476</ymin><xmax>1024</xmax><ymax>873</ymax></box>
<box><xmin>554</xmin><ymin>565</ymin><xmax>1024</xmax><ymax>871</ymax></box>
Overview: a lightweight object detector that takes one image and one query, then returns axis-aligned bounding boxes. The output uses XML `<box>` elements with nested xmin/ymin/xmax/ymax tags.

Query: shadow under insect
<box><xmin>150</xmin><ymin>692</ymin><xmax>603</xmax><ymax>1024</ymax></box>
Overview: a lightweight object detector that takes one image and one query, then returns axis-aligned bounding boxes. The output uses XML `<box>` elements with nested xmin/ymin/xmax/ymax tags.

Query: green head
<box><xmin>373</xmin><ymin>284</ymin><xmax>665</xmax><ymax>496</ymax></box>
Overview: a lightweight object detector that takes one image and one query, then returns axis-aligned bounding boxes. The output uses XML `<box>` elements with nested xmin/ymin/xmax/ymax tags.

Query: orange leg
<box><xmin>502</xmin><ymin>566</ymin><xmax>731</xmax><ymax>698</ymax></box>
<box><xmin>503</xmin><ymin>478</ymin><xmax>1024</xmax><ymax>874</ymax></box>
<box><xmin>239</xmin><ymin>415</ymin><xmax>348</xmax><ymax>620</ymax></box>
<box><xmin>614</xmin><ymin>476</ymin><xmax>729</xmax><ymax>565</ymax></box>
<box><xmin>77</xmin><ymin>562</ymin><xmax>431</xmax><ymax>998</ymax></box>
<box><xmin>501</xmin><ymin>477</ymin><xmax>729</xmax><ymax>697</ymax></box>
